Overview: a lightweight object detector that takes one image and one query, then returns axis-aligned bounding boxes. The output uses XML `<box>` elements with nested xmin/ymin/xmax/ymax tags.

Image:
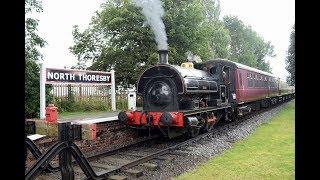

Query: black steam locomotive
<box><xmin>118</xmin><ymin>50</ymin><xmax>294</xmax><ymax>138</ymax></box>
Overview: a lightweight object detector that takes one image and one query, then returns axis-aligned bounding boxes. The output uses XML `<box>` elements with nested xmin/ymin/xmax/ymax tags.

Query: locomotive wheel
<box><xmin>199</xmin><ymin>116</ymin><xmax>215</xmax><ymax>133</ymax></box>
<box><xmin>188</xmin><ymin>127</ymin><xmax>200</xmax><ymax>138</ymax></box>
<box><xmin>205</xmin><ymin>121</ymin><xmax>215</xmax><ymax>132</ymax></box>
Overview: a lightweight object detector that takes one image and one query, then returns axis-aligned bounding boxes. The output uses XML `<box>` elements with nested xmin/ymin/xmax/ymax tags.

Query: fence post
<box><xmin>79</xmin><ymin>84</ymin><xmax>82</xmax><ymax>101</ymax></box>
<box><xmin>58</xmin><ymin>122</ymin><xmax>75</xmax><ymax>179</ymax></box>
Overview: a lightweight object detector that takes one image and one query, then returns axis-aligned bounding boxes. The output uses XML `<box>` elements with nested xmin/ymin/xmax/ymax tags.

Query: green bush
<box><xmin>25</xmin><ymin>59</ymin><xmax>53</xmax><ymax>118</ymax></box>
<box><xmin>76</xmin><ymin>98</ymin><xmax>110</xmax><ymax>111</ymax></box>
<box><xmin>54</xmin><ymin>95</ymin><xmax>131</xmax><ymax>113</ymax></box>
<box><xmin>55</xmin><ymin>96</ymin><xmax>112</xmax><ymax>113</ymax></box>
<box><xmin>54</xmin><ymin>85</ymin><xmax>77</xmax><ymax>112</ymax></box>
<box><xmin>116</xmin><ymin>98</ymin><xmax>128</xmax><ymax>110</ymax></box>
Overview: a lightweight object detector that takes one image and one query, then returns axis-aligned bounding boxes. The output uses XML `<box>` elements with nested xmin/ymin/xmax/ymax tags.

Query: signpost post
<box><xmin>111</xmin><ymin>70</ymin><xmax>116</xmax><ymax>111</ymax></box>
<box><xmin>39</xmin><ymin>62</ymin><xmax>46</xmax><ymax>119</ymax></box>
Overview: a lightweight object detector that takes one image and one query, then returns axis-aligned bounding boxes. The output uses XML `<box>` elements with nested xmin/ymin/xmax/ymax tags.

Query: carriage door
<box><xmin>221</xmin><ymin>66</ymin><xmax>230</xmax><ymax>103</ymax></box>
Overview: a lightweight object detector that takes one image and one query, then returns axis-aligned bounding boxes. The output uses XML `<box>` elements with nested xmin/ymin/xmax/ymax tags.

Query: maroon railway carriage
<box><xmin>197</xmin><ymin>59</ymin><xmax>295</xmax><ymax>115</ymax></box>
<box><xmin>233</xmin><ymin>60</ymin><xmax>295</xmax><ymax>109</ymax></box>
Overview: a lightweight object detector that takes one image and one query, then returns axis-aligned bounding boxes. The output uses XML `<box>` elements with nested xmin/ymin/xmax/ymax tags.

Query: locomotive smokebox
<box><xmin>158</xmin><ymin>50</ymin><xmax>169</xmax><ymax>64</ymax></box>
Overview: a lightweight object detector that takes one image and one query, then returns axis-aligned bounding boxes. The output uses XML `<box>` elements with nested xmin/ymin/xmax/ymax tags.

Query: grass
<box><xmin>58</xmin><ymin>106</ymin><xmax>143</xmax><ymax>118</ymax></box>
<box><xmin>175</xmin><ymin>102</ymin><xmax>295</xmax><ymax>180</ymax></box>
<box><xmin>58</xmin><ymin>111</ymin><xmax>108</xmax><ymax>118</ymax></box>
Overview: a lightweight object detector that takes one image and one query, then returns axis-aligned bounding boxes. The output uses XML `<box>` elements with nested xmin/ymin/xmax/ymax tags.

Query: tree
<box><xmin>223</xmin><ymin>15</ymin><xmax>275</xmax><ymax>72</ymax></box>
<box><xmin>200</xmin><ymin>0</ymin><xmax>230</xmax><ymax>59</ymax></box>
<box><xmin>285</xmin><ymin>24</ymin><xmax>295</xmax><ymax>85</ymax></box>
<box><xmin>25</xmin><ymin>0</ymin><xmax>53</xmax><ymax>118</ymax></box>
<box><xmin>163</xmin><ymin>0</ymin><xmax>214</xmax><ymax>63</ymax></box>
<box><xmin>25</xmin><ymin>0</ymin><xmax>46</xmax><ymax>62</ymax></box>
<box><xmin>70</xmin><ymin>0</ymin><xmax>156</xmax><ymax>88</ymax></box>
<box><xmin>70</xmin><ymin>0</ymin><xmax>226</xmax><ymax>87</ymax></box>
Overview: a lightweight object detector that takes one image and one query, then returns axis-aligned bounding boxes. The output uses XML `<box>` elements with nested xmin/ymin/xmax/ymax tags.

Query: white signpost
<box><xmin>39</xmin><ymin>63</ymin><xmax>116</xmax><ymax>119</ymax></box>
<box><xmin>40</xmin><ymin>62</ymin><xmax>46</xmax><ymax>119</ymax></box>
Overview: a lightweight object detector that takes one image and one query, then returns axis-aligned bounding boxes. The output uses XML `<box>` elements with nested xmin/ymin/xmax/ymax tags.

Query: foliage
<box><xmin>199</xmin><ymin>0</ymin><xmax>230</xmax><ymax>59</ymax></box>
<box><xmin>70</xmin><ymin>0</ymin><xmax>227</xmax><ymax>87</ymax></box>
<box><xmin>54</xmin><ymin>85</ymin><xmax>77</xmax><ymax>112</ymax></box>
<box><xmin>25</xmin><ymin>0</ymin><xmax>46</xmax><ymax>61</ymax></box>
<box><xmin>175</xmin><ymin>102</ymin><xmax>295</xmax><ymax>180</ymax></box>
<box><xmin>54</xmin><ymin>97</ymin><xmax>128</xmax><ymax>113</ymax></box>
<box><xmin>25</xmin><ymin>0</ymin><xmax>53</xmax><ymax>118</ymax></box>
<box><xmin>163</xmin><ymin>0</ymin><xmax>214</xmax><ymax>63</ymax></box>
<box><xmin>223</xmin><ymin>15</ymin><xmax>275</xmax><ymax>72</ymax></box>
<box><xmin>25</xmin><ymin>59</ymin><xmax>53</xmax><ymax>118</ymax></box>
<box><xmin>70</xmin><ymin>0</ymin><xmax>155</xmax><ymax>87</ymax></box>
<box><xmin>285</xmin><ymin>24</ymin><xmax>295</xmax><ymax>85</ymax></box>
<box><xmin>70</xmin><ymin>0</ymin><xmax>276</xmax><ymax>89</ymax></box>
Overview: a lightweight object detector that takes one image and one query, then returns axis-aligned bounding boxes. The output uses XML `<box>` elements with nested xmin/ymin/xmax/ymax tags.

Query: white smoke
<box><xmin>133</xmin><ymin>0</ymin><xmax>168</xmax><ymax>50</ymax></box>
<box><xmin>185</xmin><ymin>51</ymin><xmax>202</xmax><ymax>63</ymax></box>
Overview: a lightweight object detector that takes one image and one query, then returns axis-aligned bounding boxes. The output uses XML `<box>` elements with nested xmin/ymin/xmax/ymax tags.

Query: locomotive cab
<box><xmin>194</xmin><ymin>59</ymin><xmax>238</xmax><ymax>121</ymax></box>
<box><xmin>194</xmin><ymin>59</ymin><xmax>237</xmax><ymax>107</ymax></box>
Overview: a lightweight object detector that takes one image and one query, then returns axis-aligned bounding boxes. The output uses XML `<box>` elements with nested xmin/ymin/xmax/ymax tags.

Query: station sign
<box><xmin>46</xmin><ymin>68</ymin><xmax>112</xmax><ymax>84</ymax></box>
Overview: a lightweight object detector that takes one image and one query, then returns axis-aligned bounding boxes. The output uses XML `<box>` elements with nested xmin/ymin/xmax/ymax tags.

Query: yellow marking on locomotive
<box><xmin>181</xmin><ymin>62</ymin><xmax>194</xmax><ymax>68</ymax></box>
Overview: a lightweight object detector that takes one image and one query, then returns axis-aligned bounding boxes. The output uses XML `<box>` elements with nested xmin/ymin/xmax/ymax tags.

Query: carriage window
<box><xmin>260</xmin><ymin>76</ymin><xmax>263</xmax><ymax>87</ymax></box>
<box><xmin>239</xmin><ymin>73</ymin><xmax>242</xmax><ymax>86</ymax></box>
<box><xmin>264</xmin><ymin>77</ymin><xmax>267</xmax><ymax>87</ymax></box>
<box><xmin>272</xmin><ymin>78</ymin><xmax>275</xmax><ymax>88</ymax></box>
<box><xmin>247</xmin><ymin>73</ymin><xmax>252</xmax><ymax>87</ymax></box>
<box><xmin>254</xmin><ymin>74</ymin><xmax>258</xmax><ymax>87</ymax></box>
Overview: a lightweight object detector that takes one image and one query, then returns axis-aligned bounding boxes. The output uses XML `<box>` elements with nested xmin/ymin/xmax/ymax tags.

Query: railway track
<box><xmin>34</xmin><ymin>131</ymin><xmax>212</xmax><ymax>179</ymax></box>
<box><xmin>29</xmin><ymin>99</ymin><xmax>293</xmax><ymax>180</ymax></box>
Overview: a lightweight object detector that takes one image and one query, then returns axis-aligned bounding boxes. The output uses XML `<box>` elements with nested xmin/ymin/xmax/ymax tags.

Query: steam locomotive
<box><xmin>118</xmin><ymin>50</ymin><xmax>295</xmax><ymax>138</ymax></box>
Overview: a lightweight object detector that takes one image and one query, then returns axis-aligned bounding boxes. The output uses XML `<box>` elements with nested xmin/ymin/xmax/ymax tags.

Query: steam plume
<box><xmin>133</xmin><ymin>0</ymin><xmax>168</xmax><ymax>50</ymax></box>
<box><xmin>185</xmin><ymin>51</ymin><xmax>202</xmax><ymax>63</ymax></box>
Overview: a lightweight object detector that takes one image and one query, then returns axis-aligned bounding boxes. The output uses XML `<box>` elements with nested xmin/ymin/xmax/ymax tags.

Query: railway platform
<box><xmin>58</xmin><ymin>111</ymin><xmax>120</xmax><ymax>124</ymax></box>
<box><xmin>26</xmin><ymin>110</ymin><xmax>124</xmax><ymax>141</ymax></box>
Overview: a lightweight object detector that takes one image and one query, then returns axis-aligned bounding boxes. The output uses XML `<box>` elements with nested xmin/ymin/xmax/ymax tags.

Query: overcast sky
<box><xmin>30</xmin><ymin>0</ymin><xmax>295</xmax><ymax>79</ymax></box>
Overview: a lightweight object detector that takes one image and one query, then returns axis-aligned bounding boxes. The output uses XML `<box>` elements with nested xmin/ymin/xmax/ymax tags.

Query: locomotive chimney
<box><xmin>158</xmin><ymin>50</ymin><xmax>169</xmax><ymax>64</ymax></box>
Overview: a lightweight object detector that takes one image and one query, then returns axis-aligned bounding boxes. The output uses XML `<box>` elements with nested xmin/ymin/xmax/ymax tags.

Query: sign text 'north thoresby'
<box><xmin>46</xmin><ymin>68</ymin><xmax>112</xmax><ymax>84</ymax></box>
